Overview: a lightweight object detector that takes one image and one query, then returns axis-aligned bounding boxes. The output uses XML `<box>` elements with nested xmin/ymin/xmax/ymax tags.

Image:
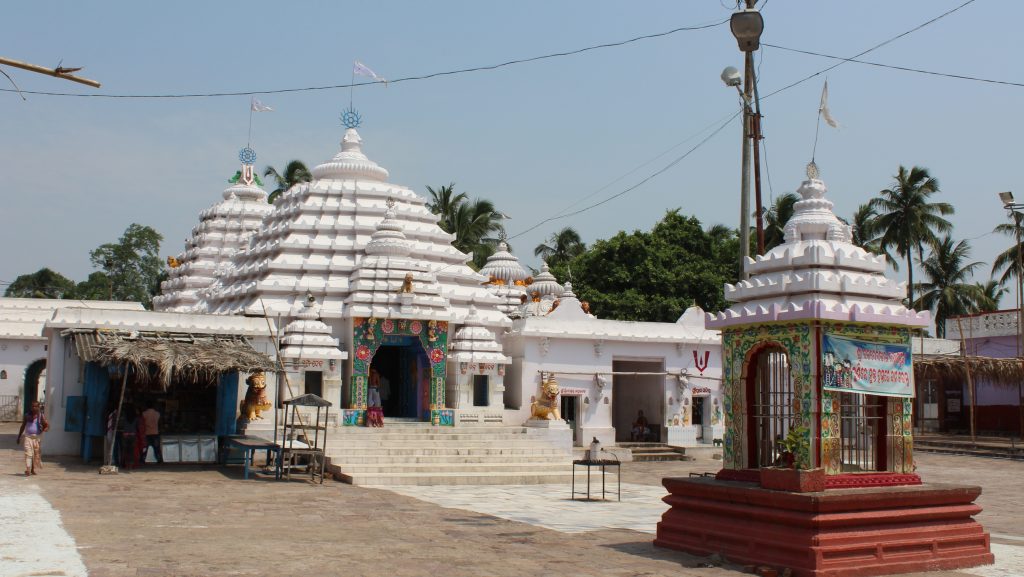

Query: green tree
<box><xmin>70</xmin><ymin>272</ymin><xmax>114</xmax><ymax>300</ymax></box>
<box><xmin>565</xmin><ymin>210</ymin><xmax>739</xmax><ymax>322</ymax></box>
<box><xmin>850</xmin><ymin>203</ymin><xmax>898</xmax><ymax>267</ymax></box>
<box><xmin>4</xmin><ymin>268</ymin><xmax>76</xmax><ymax>299</ymax></box>
<box><xmin>991</xmin><ymin>213</ymin><xmax>1024</xmax><ymax>285</ymax></box>
<box><xmin>534</xmin><ymin>227</ymin><xmax>585</xmax><ymax>269</ymax></box>
<box><xmin>869</xmin><ymin>166</ymin><xmax>953</xmax><ymax>304</ymax></box>
<box><xmin>426</xmin><ymin>183</ymin><xmax>467</xmax><ymax>233</ymax></box>
<box><xmin>762</xmin><ymin>193</ymin><xmax>799</xmax><ymax>250</ymax></box>
<box><xmin>263</xmin><ymin>160</ymin><xmax>311</xmax><ymax>205</ymax></box>
<box><xmin>912</xmin><ymin>236</ymin><xmax>982</xmax><ymax>338</ymax></box>
<box><xmin>450</xmin><ymin>199</ymin><xmax>506</xmax><ymax>269</ymax></box>
<box><xmin>974</xmin><ymin>279</ymin><xmax>1006</xmax><ymax>312</ymax></box>
<box><xmin>89</xmin><ymin>224</ymin><xmax>165</xmax><ymax>307</ymax></box>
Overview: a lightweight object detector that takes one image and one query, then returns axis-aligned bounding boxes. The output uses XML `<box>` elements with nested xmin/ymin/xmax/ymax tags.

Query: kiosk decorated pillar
<box><xmin>655</xmin><ymin>167</ymin><xmax>993</xmax><ymax>577</ymax></box>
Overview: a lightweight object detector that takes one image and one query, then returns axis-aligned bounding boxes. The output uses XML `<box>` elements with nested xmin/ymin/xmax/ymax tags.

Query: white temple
<box><xmin>153</xmin><ymin>148</ymin><xmax>273</xmax><ymax>312</ymax></box>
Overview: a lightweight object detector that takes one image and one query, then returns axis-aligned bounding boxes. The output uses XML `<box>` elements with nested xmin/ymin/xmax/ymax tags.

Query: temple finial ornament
<box><xmin>340</xmin><ymin>105</ymin><xmax>362</xmax><ymax>129</ymax></box>
<box><xmin>806</xmin><ymin>160</ymin><xmax>819</xmax><ymax>180</ymax></box>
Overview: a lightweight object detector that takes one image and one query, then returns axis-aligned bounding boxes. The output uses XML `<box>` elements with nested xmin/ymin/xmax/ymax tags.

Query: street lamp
<box><xmin>725</xmin><ymin>2</ymin><xmax>766</xmax><ymax>276</ymax></box>
<box><xmin>998</xmin><ymin>191</ymin><xmax>1024</xmax><ymax>440</ymax></box>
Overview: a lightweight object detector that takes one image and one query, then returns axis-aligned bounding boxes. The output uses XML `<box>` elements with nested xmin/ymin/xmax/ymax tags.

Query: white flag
<box><xmin>353</xmin><ymin>60</ymin><xmax>385</xmax><ymax>83</ymax></box>
<box><xmin>251</xmin><ymin>98</ymin><xmax>273</xmax><ymax>112</ymax></box>
<box><xmin>819</xmin><ymin>80</ymin><xmax>839</xmax><ymax>128</ymax></box>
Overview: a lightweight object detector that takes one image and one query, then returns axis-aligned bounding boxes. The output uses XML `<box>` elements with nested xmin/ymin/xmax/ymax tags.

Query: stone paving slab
<box><xmin>2</xmin><ymin>423</ymin><xmax>1022</xmax><ymax>577</ymax></box>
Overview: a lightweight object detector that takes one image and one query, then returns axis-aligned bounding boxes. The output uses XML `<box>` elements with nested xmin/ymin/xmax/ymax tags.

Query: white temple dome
<box><xmin>365</xmin><ymin>199</ymin><xmax>412</xmax><ymax>257</ymax></box>
<box><xmin>479</xmin><ymin>241</ymin><xmax>529</xmax><ymax>283</ymax></box>
<box><xmin>448</xmin><ymin>305</ymin><xmax>510</xmax><ymax>364</ymax></box>
<box><xmin>280</xmin><ymin>294</ymin><xmax>346</xmax><ymax>360</ymax></box>
<box><xmin>311</xmin><ymin>128</ymin><xmax>389</xmax><ymax>182</ymax></box>
<box><xmin>529</xmin><ymin>262</ymin><xmax>562</xmax><ymax>298</ymax></box>
<box><xmin>707</xmin><ymin>172</ymin><xmax>930</xmax><ymax>329</ymax></box>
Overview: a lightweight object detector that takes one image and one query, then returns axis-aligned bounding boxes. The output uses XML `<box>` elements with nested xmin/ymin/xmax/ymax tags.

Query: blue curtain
<box><xmin>82</xmin><ymin>363</ymin><xmax>112</xmax><ymax>460</ymax></box>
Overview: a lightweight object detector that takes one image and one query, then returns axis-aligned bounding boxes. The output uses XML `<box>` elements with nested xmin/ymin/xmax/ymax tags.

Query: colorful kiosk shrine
<box><xmin>654</xmin><ymin>169</ymin><xmax>993</xmax><ymax>576</ymax></box>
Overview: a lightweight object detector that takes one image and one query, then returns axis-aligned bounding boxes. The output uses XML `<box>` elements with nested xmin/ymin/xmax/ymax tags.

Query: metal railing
<box><xmin>0</xmin><ymin>395</ymin><xmax>20</xmax><ymax>422</ymax></box>
<box><xmin>752</xmin><ymin>348</ymin><xmax>793</xmax><ymax>467</ymax></box>
<box><xmin>839</xmin><ymin>392</ymin><xmax>884</xmax><ymax>472</ymax></box>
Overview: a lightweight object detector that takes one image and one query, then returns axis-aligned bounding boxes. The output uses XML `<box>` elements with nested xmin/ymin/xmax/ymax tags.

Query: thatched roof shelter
<box><xmin>914</xmin><ymin>355</ymin><xmax>1024</xmax><ymax>388</ymax></box>
<box><xmin>66</xmin><ymin>329</ymin><xmax>275</xmax><ymax>387</ymax></box>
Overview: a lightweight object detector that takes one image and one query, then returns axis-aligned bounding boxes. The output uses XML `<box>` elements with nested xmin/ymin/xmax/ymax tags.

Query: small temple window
<box><xmin>0</xmin><ymin>370</ymin><xmax>6</xmax><ymax>380</ymax></box>
<box><xmin>748</xmin><ymin>346</ymin><xmax>794</xmax><ymax>468</ymax></box>
<box><xmin>839</xmin><ymin>392</ymin><xmax>886</xmax><ymax>472</ymax></box>
<box><xmin>305</xmin><ymin>370</ymin><xmax>323</xmax><ymax>398</ymax></box>
<box><xmin>473</xmin><ymin>375</ymin><xmax>489</xmax><ymax>407</ymax></box>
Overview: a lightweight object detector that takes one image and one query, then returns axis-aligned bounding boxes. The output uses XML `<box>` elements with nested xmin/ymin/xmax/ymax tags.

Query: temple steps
<box><xmin>616</xmin><ymin>442</ymin><xmax>691</xmax><ymax>462</ymax></box>
<box><xmin>914</xmin><ymin>434</ymin><xmax>1024</xmax><ymax>461</ymax></box>
<box><xmin>324</xmin><ymin>423</ymin><xmax>574</xmax><ymax>486</ymax></box>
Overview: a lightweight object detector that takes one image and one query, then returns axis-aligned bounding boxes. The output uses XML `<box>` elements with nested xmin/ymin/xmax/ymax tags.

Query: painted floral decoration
<box><xmin>410</xmin><ymin>320</ymin><xmax>423</xmax><ymax>335</ymax></box>
<box><xmin>382</xmin><ymin>319</ymin><xmax>395</xmax><ymax>334</ymax></box>
<box><xmin>356</xmin><ymin>345</ymin><xmax>371</xmax><ymax>361</ymax></box>
<box><xmin>429</xmin><ymin>348</ymin><xmax>444</xmax><ymax>364</ymax></box>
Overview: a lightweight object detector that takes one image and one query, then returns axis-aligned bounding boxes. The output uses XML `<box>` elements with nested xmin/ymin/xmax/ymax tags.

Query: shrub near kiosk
<box><xmin>758</xmin><ymin>425</ymin><xmax>825</xmax><ymax>493</ymax></box>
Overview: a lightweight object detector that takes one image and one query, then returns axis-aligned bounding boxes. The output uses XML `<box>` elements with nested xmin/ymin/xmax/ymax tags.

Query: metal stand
<box><xmin>571</xmin><ymin>459</ymin><xmax>621</xmax><ymax>501</ymax></box>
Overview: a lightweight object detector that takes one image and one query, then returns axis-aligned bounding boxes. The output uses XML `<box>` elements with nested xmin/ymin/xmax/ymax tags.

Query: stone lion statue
<box><xmin>399</xmin><ymin>273</ymin><xmax>414</xmax><ymax>294</ymax></box>
<box><xmin>530</xmin><ymin>377</ymin><xmax>561</xmax><ymax>421</ymax></box>
<box><xmin>240</xmin><ymin>371</ymin><xmax>272</xmax><ymax>421</ymax></box>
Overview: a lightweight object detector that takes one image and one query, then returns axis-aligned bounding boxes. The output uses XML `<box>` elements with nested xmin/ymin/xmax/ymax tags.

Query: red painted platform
<box><xmin>654</xmin><ymin>477</ymin><xmax>993</xmax><ymax>577</ymax></box>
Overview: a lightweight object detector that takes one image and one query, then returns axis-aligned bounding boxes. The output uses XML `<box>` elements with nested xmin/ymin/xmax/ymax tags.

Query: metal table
<box><xmin>571</xmin><ymin>459</ymin><xmax>621</xmax><ymax>501</ymax></box>
<box><xmin>223</xmin><ymin>436</ymin><xmax>281</xmax><ymax>480</ymax></box>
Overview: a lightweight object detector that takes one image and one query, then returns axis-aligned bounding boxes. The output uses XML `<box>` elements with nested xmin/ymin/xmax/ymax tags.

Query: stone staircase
<box><xmin>914</xmin><ymin>434</ymin><xmax>1024</xmax><ymax>461</ymax></box>
<box><xmin>324</xmin><ymin>421</ymin><xmax>574</xmax><ymax>485</ymax></box>
<box><xmin>617</xmin><ymin>442</ymin><xmax>690</xmax><ymax>462</ymax></box>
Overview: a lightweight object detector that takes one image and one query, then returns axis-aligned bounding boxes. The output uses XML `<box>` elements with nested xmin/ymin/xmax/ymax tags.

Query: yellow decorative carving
<box><xmin>530</xmin><ymin>377</ymin><xmax>561</xmax><ymax>421</ymax></box>
<box><xmin>239</xmin><ymin>371</ymin><xmax>272</xmax><ymax>421</ymax></box>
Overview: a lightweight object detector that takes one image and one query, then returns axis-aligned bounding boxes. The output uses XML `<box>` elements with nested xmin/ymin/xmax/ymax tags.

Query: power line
<box><xmin>0</xmin><ymin>19</ymin><xmax>727</xmax><ymax>99</ymax></box>
<box><xmin>760</xmin><ymin>0</ymin><xmax>979</xmax><ymax>101</ymax></box>
<box><xmin>508</xmin><ymin>111</ymin><xmax>740</xmax><ymax>240</ymax></box>
<box><xmin>765</xmin><ymin>43</ymin><xmax>1024</xmax><ymax>89</ymax></box>
<box><xmin>508</xmin><ymin>0</ymin><xmax>980</xmax><ymax>241</ymax></box>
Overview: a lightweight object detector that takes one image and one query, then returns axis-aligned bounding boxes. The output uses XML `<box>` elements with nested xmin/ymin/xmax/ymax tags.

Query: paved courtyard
<box><xmin>2</xmin><ymin>423</ymin><xmax>1023</xmax><ymax>577</ymax></box>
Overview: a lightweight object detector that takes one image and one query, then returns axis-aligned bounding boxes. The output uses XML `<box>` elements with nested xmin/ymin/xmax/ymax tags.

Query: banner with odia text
<box><xmin>821</xmin><ymin>333</ymin><xmax>913</xmax><ymax>398</ymax></box>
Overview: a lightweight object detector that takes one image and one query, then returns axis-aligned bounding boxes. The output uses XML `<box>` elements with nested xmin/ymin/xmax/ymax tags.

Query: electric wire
<box><xmin>0</xmin><ymin>19</ymin><xmax>727</xmax><ymax>99</ymax></box>
<box><xmin>765</xmin><ymin>43</ymin><xmax>1024</xmax><ymax>89</ymax></box>
<box><xmin>759</xmin><ymin>0</ymin><xmax>979</xmax><ymax>101</ymax></box>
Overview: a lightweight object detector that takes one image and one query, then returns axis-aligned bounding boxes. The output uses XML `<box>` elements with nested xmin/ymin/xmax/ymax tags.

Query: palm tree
<box><xmin>974</xmin><ymin>280</ymin><xmax>1007</xmax><ymax>312</ymax></box>
<box><xmin>850</xmin><ymin>203</ymin><xmax>898</xmax><ymax>268</ymax></box>
<box><xmin>263</xmin><ymin>160</ymin><xmax>312</xmax><ymax>205</ymax></box>
<box><xmin>426</xmin><ymin>183</ymin><xmax>468</xmax><ymax>233</ymax></box>
<box><xmin>991</xmin><ymin>213</ymin><xmax>1024</xmax><ymax>285</ymax></box>
<box><xmin>913</xmin><ymin>236</ymin><xmax>982</xmax><ymax>338</ymax></box>
<box><xmin>450</xmin><ymin>199</ymin><xmax>506</xmax><ymax>268</ymax></box>
<box><xmin>762</xmin><ymin>193</ymin><xmax>799</xmax><ymax>250</ymax></box>
<box><xmin>869</xmin><ymin>166</ymin><xmax>953</xmax><ymax>305</ymax></box>
<box><xmin>534</xmin><ymin>227</ymin><xmax>586</xmax><ymax>268</ymax></box>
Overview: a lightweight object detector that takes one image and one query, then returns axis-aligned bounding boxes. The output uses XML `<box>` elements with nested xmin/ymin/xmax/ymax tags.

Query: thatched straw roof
<box><xmin>914</xmin><ymin>355</ymin><xmax>1024</xmax><ymax>388</ymax></box>
<box><xmin>68</xmin><ymin>330</ymin><xmax>275</xmax><ymax>387</ymax></box>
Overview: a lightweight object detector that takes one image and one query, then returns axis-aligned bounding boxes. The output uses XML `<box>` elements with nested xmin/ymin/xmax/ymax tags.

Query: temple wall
<box><xmin>0</xmin><ymin>337</ymin><xmax>47</xmax><ymax>420</ymax></box>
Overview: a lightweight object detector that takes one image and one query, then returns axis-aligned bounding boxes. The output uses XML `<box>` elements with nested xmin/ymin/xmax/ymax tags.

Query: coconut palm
<box><xmin>850</xmin><ymin>203</ymin><xmax>898</xmax><ymax>268</ymax></box>
<box><xmin>974</xmin><ymin>280</ymin><xmax>1007</xmax><ymax>312</ymax></box>
<box><xmin>869</xmin><ymin>166</ymin><xmax>953</xmax><ymax>305</ymax></box>
<box><xmin>762</xmin><ymin>193</ymin><xmax>799</xmax><ymax>250</ymax></box>
<box><xmin>426</xmin><ymin>183</ymin><xmax>468</xmax><ymax>234</ymax></box>
<box><xmin>450</xmin><ymin>199</ymin><xmax>506</xmax><ymax>269</ymax></box>
<box><xmin>534</xmin><ymin>227</ymin><xmax>586</xmax><ymax>269</ymax></box>
<box><xmin>991</xmin><ymin>212</ymin><xmax>1024</xmax><ymax>285</ymax></box>
<box><xmin>913</xmin><ymin>236</ymin><xmax>982</xmax><ymax>338</ymax></box>
<box><xmin>263</xmin><ymin>160</ymin><xmax>312</xmax><ymax>205</ymax></box>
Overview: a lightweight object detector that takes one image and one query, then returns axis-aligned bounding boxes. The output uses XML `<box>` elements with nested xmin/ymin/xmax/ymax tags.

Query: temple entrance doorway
<box><xmin>612</xmin><ymin>359</ymin><xmax>665</xmax><ymax>443</ymax></box>
<box><xmin>370</xmin><ymin>342</ymin><xmax>429</xmax><ymax>420</ymax></box>
<box><xmin>23</xmin><ymin>359</ymin><xmax>46</xmax><ymax>416</ymax></box>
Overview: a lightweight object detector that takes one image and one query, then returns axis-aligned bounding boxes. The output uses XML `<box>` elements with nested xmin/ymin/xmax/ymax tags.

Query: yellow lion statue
<box><xmin>240</xmin><ymin>371</ymin><xmax>272</xmax><ymax>421</ymax></box>
<box><xmin>530</xmin><ymin>377</ymin><xmax>561</xmax><ymax>421</ymax></box>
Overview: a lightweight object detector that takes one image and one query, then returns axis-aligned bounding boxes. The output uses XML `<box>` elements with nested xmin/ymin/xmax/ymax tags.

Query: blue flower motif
<box><xmin>238</xmin><ymin>147</ymin><xmax>257</xmax><ymax>164</ymax></box>
<box><xmin>340</xmin><ymin>106</ymin><xmax>362</xmax><ymax>129</ymax></box>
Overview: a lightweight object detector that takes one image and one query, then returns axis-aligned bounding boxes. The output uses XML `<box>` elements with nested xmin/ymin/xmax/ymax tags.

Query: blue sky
<box><xmin>2</xmin><ymin>0</ymin><xmax>1021</xmax><ymax>304</ymax></box>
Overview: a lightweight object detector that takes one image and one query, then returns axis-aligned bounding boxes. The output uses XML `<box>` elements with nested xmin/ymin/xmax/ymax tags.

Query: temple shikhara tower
<box><xmin>655</xmin><ymin>167</ymin><xmax>993</xmax><ymax>577</ymax></box>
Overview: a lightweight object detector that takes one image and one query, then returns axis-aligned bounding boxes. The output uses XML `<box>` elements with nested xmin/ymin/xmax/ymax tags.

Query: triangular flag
<box><xmin>819</xmin><ymin>80</ymin><xmax>839</xmax><ymax>129</ymax></box>
<box><xmin>251</xmin><ymin>98</ymin><xmax>273</xmax><ymax>112</ymax></box>
<box><xmin>353</xmin><ymin>60</ymin><xmax>385</xmax><ymax>83</ymax></box>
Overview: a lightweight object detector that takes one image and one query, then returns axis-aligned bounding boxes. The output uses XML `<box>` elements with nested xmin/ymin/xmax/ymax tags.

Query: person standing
<box><xmin>16</xmin><ymin>401</ymin><xmax>49</xmax><ymax>477</ymax></box>
<box><xmin>141</xmin><ymin>403</ymin><xmax>163</xmax><ymax>464</ymax></box>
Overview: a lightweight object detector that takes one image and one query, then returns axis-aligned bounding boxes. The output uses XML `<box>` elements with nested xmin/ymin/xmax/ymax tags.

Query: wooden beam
<box><xmin>0</xmin><ymin>56</ymin><xmax>101</xmax><ymax>88</ymax></box>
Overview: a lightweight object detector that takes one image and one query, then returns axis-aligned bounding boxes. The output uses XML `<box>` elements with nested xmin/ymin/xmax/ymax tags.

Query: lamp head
<box><xmin>999</xmin><ymin>191</ymin><xmax>1015</xmax><ymax>207</ymax></box>
<box><xmin>730</xmin><ymin>8</ymin><xmax>765</xmax><ymax>52</ymax></box>
<box><xmin>720</xmin><ymin>66</ymin><xmax>742</xmax><ymax>87</ymax></box>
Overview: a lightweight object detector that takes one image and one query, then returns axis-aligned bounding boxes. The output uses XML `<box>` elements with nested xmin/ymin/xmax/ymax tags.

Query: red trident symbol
<box><xmin>693</xmin><ymin>350</ymin><xmax>710</xmax><ymax>374</ymax></box>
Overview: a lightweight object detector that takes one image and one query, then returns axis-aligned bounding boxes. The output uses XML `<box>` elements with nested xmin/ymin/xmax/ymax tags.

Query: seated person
<box><xmin>631</xmin><ymin>410</ymin><xmax>650</xmax><ymax>442</ymax></box>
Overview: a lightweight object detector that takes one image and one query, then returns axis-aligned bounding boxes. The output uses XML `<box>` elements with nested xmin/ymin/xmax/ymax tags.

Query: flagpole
<box><xmin>248</xmin><ymin>98</ymin><xmax>255</xmax><ymax>147</ymax></box>
<box><xmin>349</xmin><ymin>64</ymin><xmax>355</xmax><ymax>109</ymax></box>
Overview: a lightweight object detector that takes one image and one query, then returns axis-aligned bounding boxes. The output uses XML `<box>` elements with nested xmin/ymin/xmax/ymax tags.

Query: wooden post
<box><xmin>0</xmin><ymin>56</ymin><xmax>101</xmax><ymax>88</ymax></box>
<box><xmin>955</xmin><ymin>316</ymin><xmax>976</xmax><ymax>443</ymax></box>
